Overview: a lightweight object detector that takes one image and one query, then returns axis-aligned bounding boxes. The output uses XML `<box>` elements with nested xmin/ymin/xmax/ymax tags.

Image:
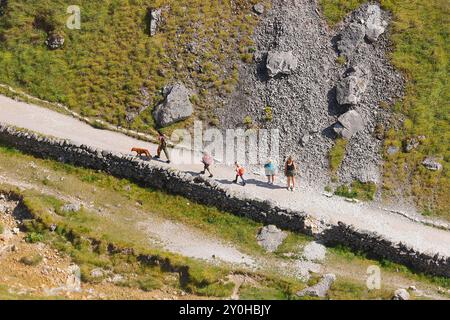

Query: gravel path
<box><xmin>1</xmin><ymin>95</ymin><xmax>450</xmax><ymax>259</ymax></box>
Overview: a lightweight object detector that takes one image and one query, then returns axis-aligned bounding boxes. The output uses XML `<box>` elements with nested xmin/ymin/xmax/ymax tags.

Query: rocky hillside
<box><xmin>220</xmin><ymin>1</ymin><xmax>404</xmax><ymax>189</ymax></box>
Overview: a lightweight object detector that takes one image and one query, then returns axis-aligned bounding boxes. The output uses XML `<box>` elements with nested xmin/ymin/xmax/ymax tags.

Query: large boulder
<box><xmin>333</xmin><ymin>110</ymin><xmax>364</xmax><ymax>140</ymax></box>
<box><xmin>302</xmin><ymin>241</ymin><xmax>327</xmax><ymax>262</ymax></box>
<box><xmin>422</xmin><ymin>157</ymin><xmax>443</xmax><ymax>171</ymax></box>
<box><xmin>253</xmin><ymin>3</ymin><xmax>265</xmax><ymax>15</ymax></box>
<box><xmin>45</xmin><ymin>33</ymin><xmax>65</xmax><ymax>50</ymax></box>
<box><xmin>256</xmin><ymin>225</ymin><xmax>287</xmax><ymax>252</ymax></box>
<box><xmin>297</xmin><ymin>274</ymin><xmax>336</xmax><ymax>298</ymax></box>
<box><xmin>365</xmin><ymin>5</ymin><xmax>386</xmax><ymax>43</ymax></box>
<box><xmin>392</xmin><ymin>288</ymin><xmax>410</xmax><ymax>300</ymax></box>
<box><xmin>153</xmin><ymin>83</ymin><xmax>193</xmax><ymax>127</ymax></box>
<box><xmin>336</xmin><ymin>65</ymin><xmax>371</xmax><ymax>105</ymax></box>
<box><xmin>266</xmin><ymin>51</ymin><xmax>298</xmax><ymax>77</ymax></box>
<box><xmin>337</xmin><ymin>22</ymin><xmax>366</xmax><ymax>57</ymax></box>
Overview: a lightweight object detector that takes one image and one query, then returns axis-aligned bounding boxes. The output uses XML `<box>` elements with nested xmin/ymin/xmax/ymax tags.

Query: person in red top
<box><xmin>233</xmin><ymin>162</ymin><xmax>246</xmax><ymax>186</ymax></box>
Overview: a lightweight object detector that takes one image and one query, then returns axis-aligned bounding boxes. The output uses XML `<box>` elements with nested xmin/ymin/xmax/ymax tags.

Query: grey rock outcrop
<box><xmin>336</xmin><ymin>65</ymin><xmax>371</xmax><ymax>105</ymax></box>
<box><xmin>365</xmin><ymin>5</ymin><xmax>386</xmax><ymax>43</ymax></box>
<box><xmin>422</xmin><ymin>157</ymin><xmax>443</xmax><ymax>171</ymax></box>
<box><xmin>404</xmin><ymin>137</ymin><xmax>420</xmax><ymax>152</ymax></box>
<box><xmin>60</xmin><ymin>203</ymin><xmax>81</xmax><ymax>213</ymax></box>
<box><xmin>387</xmin><ymin>146</ymin><xmax>399</xmax><ymax>156</ymax></box>
<box><xmin>153</xmin><ymin>83</ymin><xmax>193</xmax><ymax>127</ymax></box>
<box><xmin>256</xmin><ymin>225</ymin><xmax>287</xmax><ymax>252</ymax></box>
<box><xmin>302</xmin><ymin>241</ymin><xmax>327</xmax><ymax>262</ymax></box>
<box><xmin>45</xmin><ymin>33</ymin><xmax>65</xmax><ymax>50</ymax></box>
<box><xmin>334</xmin><ymin>110</ymin><xmax>364</xmax><ymax>140</ymax></box>
<box><xmin>297</xmin><ymin>274</ymin><xmax>336</xmax><ymax>298</ymax></box>
<box><xmin>392</xmin><ymin>288</ymin><xmax>410</xmax><ymax>300</ymax></box>
<box><xmin>266</xmin><ymin>51</ymin><xmax>298</xmax><ymax>77</ymax></box>
<box><xmin>337</xmin><ymin>22</ymin><xmax>366</xmax><ymax>57</ymax></box>
<box><xmin>148</xmin><ymin>8</ymin><xmax>162</xmax><ymax>36</ymax></box>
<box><xmin>253</xmin><ymin>3</ymin><xmax>265</xmax><ymax>15</ymax></box>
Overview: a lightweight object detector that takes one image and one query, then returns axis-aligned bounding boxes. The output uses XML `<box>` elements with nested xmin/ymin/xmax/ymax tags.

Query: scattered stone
<box><xmin>336</xmin><ymin>65</ymin><xmax>371</xmax><ymax>105</ymax></box>
<box><xmin>153</xmin><ymin>83</ymin><xmax>193</xmax><ymax>127</ymax></box>
<box><xmin>337</xmin><ymin>22</ymin><xmax>366</xmax><ymax>57</ymax></box>
<box><xmin>392</xmin><ymin>288</ymin><xmax>410</xmax><ymax>300</ymax></box>
<box><xmin>45</xmin><ymin>33</ymin><xmax>65</xmax><ymax>50</ymax></box>
<box><xmin>11</xmin><ymin>227</ymin><xmax>20</xmax><ymax>235</ymax></box>
<box><xmin>302</xmin><ymin>242</ymin><xmax>327</xmax><ymax>262</ymax></box>
<box><xmin>256</xmin><ymin>225</ymin><xmax>287</xmax><ymax>252</ymax></box>
<box><xmin>266</xmin><ymin>51</ymin><xmax>298</xmax><ymax>77</ymax></box>
<box><xmin>365</xmin><ymin>5</ymin><xmax>386</xmax><ymax>43</ymax></box>
<box><xmin>60</xmin><ymin>203</ymin><xmax>81</xmax><ymax>213</ymax></box>
<box><xmin>333</xmin><ymin>110</ymin><xmax>364</xmax><ymax>139</ymax></box>
<box><xmin>90</xmin><ymin>268</ymin><xmax>106</xmax><ymax>278</ymax></box>
<box><xmin>148</xmin><ymin>8</ymin><xmax>162</xmax><ymax>36</ymax></box>
<box><xmin>253</xmin><ymin>3</ymin><xmax>265</xmax><ymax>15</ymax></box>
<box><xmin>404</xmin><ymin>137</ymin><xmax>419</xmax><ymax>152</ymax></box>
<box><xmin>110</xmin><ymin>274</ymin><xmax>124</xmax><ymax>284</ymax></box>
<box><xmin>297</xmin><ymin>274</ymin><xmax>336</xmax><ymax>298</ymax></box>
<box><xmin>387</xmin><ymin>146</ymin><xmax>399</xmax><ymax>156</ymax></box>
<box><xmin>422</xmin><ymin>157</ymin><xmax>443</xmax><ymax>171</ymax></box>
<box><xmin>300</xmin><ymin>135</ymin><xmax>310</xmax><ymax>147</ymax></box>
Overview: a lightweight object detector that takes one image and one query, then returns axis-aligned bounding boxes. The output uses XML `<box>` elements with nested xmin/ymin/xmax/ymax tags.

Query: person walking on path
<box><xmin>264</xmin><ymin>159</ymin><xmax>277</xmax><ymax>184</ymax></box>
<box><xmin>155</xmin><ymin>130</ymin><xmax>170</xmax><ymax>163</ymax></box>
<box><xmin>233</xmin><ymin>162</ymin><xmax>246</xmax><ymax>186</ymax></box>
<box><xmin>285</xmin><ymin>156</ymin><xmax>297</xmax><ymax>191</ymax></box>
<box><xmin>201</xmin><ymin>151</ymin><xmax>214</xmax><ymax>178</ymax></box>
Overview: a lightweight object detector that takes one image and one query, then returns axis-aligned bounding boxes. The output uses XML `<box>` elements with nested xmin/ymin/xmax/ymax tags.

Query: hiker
<box><xmin>285</xmin><ymin>156</ymin><xmax>297</xmax><ymax>191</ymax></box>
<box><xmin>233</xmin><ymin>162</ymin><xmax>246</xmax><ymax>186</ymax></box>
<box><xmin>264</xmin><ymin>159</ymin><xmax>277</xmax><ymax>184</ymax></box>
<box><xmin>154</xmin><ymin>130</ymin><xmax>170</xmax><ymax>163</ymax></box>
<box><xmin>200</xmin><ymin>151</ymin><xmax>214</xmax><ymax>178</ymax></box>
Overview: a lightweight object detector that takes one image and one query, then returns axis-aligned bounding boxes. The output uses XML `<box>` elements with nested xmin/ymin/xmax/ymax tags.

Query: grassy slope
<box><xmin>1</xmin><ymin>144</ymin><xmax>449</xmax><ymax>299</ymax></box>
<box><xmin>0</xmin><ymin>0</ymin><xmax>262</xmax><ymax>132</ymax></box>
<box><xmin>320</xmin><ymin>0</ymin><xmax>449</xmax><ymax>219</ymax></box>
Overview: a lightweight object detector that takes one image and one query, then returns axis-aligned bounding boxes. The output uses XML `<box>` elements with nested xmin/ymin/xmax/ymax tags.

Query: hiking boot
<box><xmin>209</xmin><ymin>174</ymin><xmax>214</xmax><ymax>178</ymax></box>
<box><xmin>154</xmin><ymin>155</ymin><xmax>160</xmax><ymax>159</ymax></box>
<box><xmin>200</xmin><ymin>171</ymin><xmax>205</xmax><ymax>174</ymax></box>
<box><xmin>166</xmin><ymin>160</ymin><xmax>171</xmax><ymax>164</ymax></box>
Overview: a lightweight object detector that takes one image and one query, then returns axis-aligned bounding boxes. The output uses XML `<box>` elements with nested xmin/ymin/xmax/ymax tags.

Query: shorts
<box><xmin>286</xmin><ymin>170</ymin><xmax>296</xmax><ymax>177</ymax></box>
<box><xmin>265</xmin><ymin>168</ymin><xmax>277</xmax><ymax>176</ymax></box>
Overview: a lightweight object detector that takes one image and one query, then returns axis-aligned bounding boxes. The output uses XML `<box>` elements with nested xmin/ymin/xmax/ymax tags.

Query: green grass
<box><xmin>329</xmin><ymin>244</ymin><xmax>450</xmax><ymax>290</ymax></box>
<box><xmin>336</xmin><ymin>55</ymin><xmax>347</xmax><ymax>65</ymax></box>
<box><xmin>264</xmin><ymin>106</ymin><xmax>273</xmax><ymax>122</ymax></box>
<box><xmin>1</xmin><ymin>145</ymin><xmax>448</xmax><ymax>299</ymax></box>
<box><xmin>329</xmin><ymin>138</ymin><xmax>348</xmax><ymax>174</ymax></box>
<box><xmin>320</xmin><ymin>0</ymin><xmax>367</xmax><ymax>26</ymax></box>
<box><xmin>239</xmin><ymin>286</ymin><xmax>289</xmax><ymax>300</ymax></box>
<box><xmin>0</xmin><ymin>144</ymin><xmax>264</xmax><ymax>255</ymax></box>
<box><xmin>320</xmin><ymin>0</ymin><xmax>450</xmax><ymax>220</ymax></box>
<box><xmin>0</xmin><ymin>0</ymin><xmax>264</xmax><ymax>133</ymax></box>
<box><xmin>334</xmin><ymin>181</ymin><xmax>376</xmax><ymax>201</ymax></box>
<box><xmin>328</xmin><ymin>278</ymin><xmax>393</xmax><ymax>300</ymax></box>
